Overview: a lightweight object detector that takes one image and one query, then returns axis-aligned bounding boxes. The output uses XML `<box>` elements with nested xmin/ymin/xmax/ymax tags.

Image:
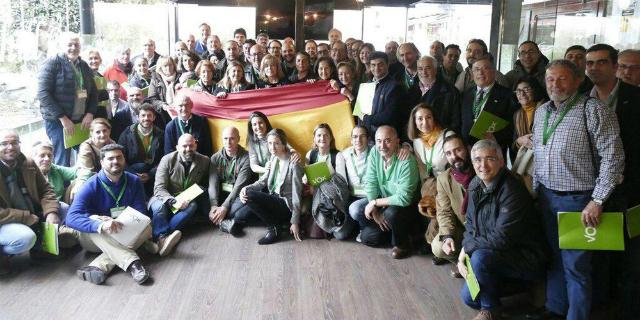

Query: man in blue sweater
<box><xmin>66</xmin><ymin>144</ymin><xmax>151</xmax><ymax>285</ymax></box>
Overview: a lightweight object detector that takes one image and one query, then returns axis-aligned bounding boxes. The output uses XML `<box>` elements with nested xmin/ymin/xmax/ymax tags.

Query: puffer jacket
<box><xmin>38</xmin><ymin>53</ymin><xmax>98</xmax><ymax>121</ymax></box>
<box><xmin>311</xmin><ymin>174</ymin><xmax>355</xmax><ymax>240</ymax></box>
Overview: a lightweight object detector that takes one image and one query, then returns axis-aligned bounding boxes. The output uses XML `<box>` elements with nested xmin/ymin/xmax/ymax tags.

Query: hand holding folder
<box><xmin>171</xmin><ymin>184</ymin><xmax>204</xmax><ymax>213</ymax></box>
<box><xmin>558</xmin><ymin>212</ymin><xmax>624</xmax><ymax>250</ymax></box>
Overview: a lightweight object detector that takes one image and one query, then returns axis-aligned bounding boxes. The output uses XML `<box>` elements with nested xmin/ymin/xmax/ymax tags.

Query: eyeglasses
<box><xmin>0</xmin><ymin>141</ymin><xmax>20</xmax><ymax>148</ymax></box>
<box><xmin>514</xmin><ymin>87</ymin><xmax>532</xmax><ymax>95</ymax></box>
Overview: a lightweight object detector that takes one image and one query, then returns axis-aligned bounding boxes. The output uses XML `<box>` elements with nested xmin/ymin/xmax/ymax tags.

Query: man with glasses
<box><xmin>505</xmin><ymin>41</ymin><xmax>549</xmax><ymax>90</ymax></box>
<box><xmin>268</xmin><ymin>39</ymin><xmax>283</xmax><ymax>60</ymax></box>
<box><xmin>458</xmin><ymin>139</ymin><xmax>546</xmax><ymax>320</ymax></box>
<box><xmin>245</xmin><ymin>44</ymin><xmax>266</xmax><ymax>85</ymax></box>
<box><xmin>617</xmin><ymin>49</ymin><xmax>640</xmax><ymax>87</ymax></box>
<box><xmin>0</xmin><ymin>130</ymin><xmax>58</xmax><ymax>274</ymax></box>
<box><xmin>316</xmin><ymin>43</ymin><xmax>330</xmax><ymax>60</ymax></box>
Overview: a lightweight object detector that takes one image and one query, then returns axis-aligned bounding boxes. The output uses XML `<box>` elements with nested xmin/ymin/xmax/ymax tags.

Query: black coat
<box><xmin>616</xmin><ymin>81</ymin><xmax>640</xmax><ymax>207</ymax></box>
<box><xmin>164</xmin><ymin>114</ymin><xmax>213</xmax><ymax>157</ymax></box>
<box><xmin>418</xmin><ymin>77</ymin><xmax>462</xmax><ymax>134</ymax></box>
<box><xmin>117</xmin><ymin>123</ymin><xmax>164</xmax><ymax>177</ymax></box>
<box><xmin>362</xmin><ymin>75</ymin><xmax>404</xmax><ymax>141</ymax></box>
<box><xmin>461</xmin><ymin>83</ymin><xmax>518</xmax><ymax>155</ymax></box>
<box><xmin>463</xmin><ymin>169</ymin><xmax>547</xmax><ymax>274</ymax></box>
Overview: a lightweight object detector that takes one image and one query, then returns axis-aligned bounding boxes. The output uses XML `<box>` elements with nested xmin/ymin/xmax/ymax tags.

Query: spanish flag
<box><xmin>188</xmin><ymin>81</ymin><xmax>355</xmax><ymax>154</ymax></box>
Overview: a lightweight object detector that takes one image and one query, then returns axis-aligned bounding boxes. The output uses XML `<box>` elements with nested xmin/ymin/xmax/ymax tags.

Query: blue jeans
<box><xmin>149</xmin><ymin>199</ymin><xmax>198</xmax><ymax>240</ymax></box>
<box><xmin>460</xmin><ymin>249</ymin><xmax>534</xmax><ymax>310</ymax></box>
<box><xmin>45</xmin><ymin>119</ymin><xmax>73</xmax><ymax>167</ymax></box>
<box><xmin>0</xmin><ymin>223</ymin><xmax>37</xmax><ymax>256</ymax></box>
<box><xmin>539</xmin><ymin>185</ymin><xmax>592</xmax><ymax>320</ymax></box>
<box><xmin>348</xmin><ymin>197</ymin><xmax>368</xmax><ymax>230</ymax></box>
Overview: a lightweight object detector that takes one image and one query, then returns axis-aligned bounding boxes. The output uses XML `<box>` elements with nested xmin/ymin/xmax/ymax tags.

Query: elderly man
<box><xmin>66</xmin><ymin>144</ymin><xmax>151</xmax><ymax>285</ymax></box>
<box><xmin>112</xmin><ymin>86</ymin><xmax>164</xmax><ymax>140</ymax></box>
<box><xmin>430</xmin><ymin>40</ymin><xmax>445</xmax><ymax>65</ymax></box>
<box><xmin>385</xmin><ymin>41</ymin><xmax>402</xmax><ymax>77</ymax></box>
<box><xmin>395</xmin><ymin>42</ymin><xmax>420</xmax><ymax>93</ymax></box>
<box><xmin>430</xmin><ymin>135</ymin><xmax>473</xmax><ymax>276</ymax></box>
<box><xmin>414</xmin><ymin>56</ymin><xmax>461</xmax><ymax>133</ymax></box>
<box><xmin>194</xmin><ymin>23</ymin><xmax>211</xmax><ymax>55</ymax></box>
<box><xmin>104</xmin><ymin>47</ymin><xmax>132</xmax><ymax>86</ymax></box>
<box><xmin>132</xmin><ymin>39</ymin><xmax>160</xmax><ymax>71</ymax></box>
<box><xmin>505</xmin><ymin>41</ymin><xmax>549</xmax><ymax>90</ymax></box>
<box><xmin>460</xmin><ymin>55</ymin><xmax>518</xmax><ymax>157</ymax></box>
<box><xmin>586</xmin><ymin>44</ymin><xmax>640</xmax><ymax>320</ymax></box>
<box><xmin>532</xmin><ymin>60</ymin><xmax>624</xmax><ymax>320</ymax></box>
<box><xmin>38</xmin><ymin>34</ymin><xmax>97</xmax><ymax>166</ymax></box>
<box><xmin>201</xmin><ymin>35</ymin><xmax>225</xmax><ymax>62</ymax></box>
<box><xmin>185</xmin><ymin>34</ymin><xmax>197</xmax><ymax>53</ymax></box>
<box><xmin>458</xmin><ymin>139</ymin><xmax>546</xmax><ymax>320</ymax></box>
<box><xmin>209</xmin><ymin>127</ymin><xmax>256</xmax><ymax>236</ymax></box>
<box><xmin>216</xmin><ymin>40</ymin><xmax>243</xmax><ymax>81</ymax></box>
<box><xmin>117</xmin><ymin>104</ymin><xmax>164</xmax><ymax>197</ymax></box>
<box><xmin>245</xmin><ymin>44</ymin><xmax>266</xmax><ymax>85</ymax></box>
<box><xmin>362</xmin><ymin>51</ymin><xmax>403</xmax><ymax>140</ymax></box>
<box><xmin>455</xmin><ymin>39</ymin><xmax>508</xmax><ymax>93</ymax></box>
<box><xmin>564</xmin><ymin>45</ymin><xmax>593</xmax><ymax>94</ymax></box>
<box><xmin>439</xmin><ymin>44</ymin><xmax>463</xmax><ymax>86</ymax></box>
<box><xmin>328</xmin><ymin>28</ymin><xmax>342</xmax><ymax>45</ymax></box>
<box><xmin>281</xmin><ymin>42</ymin><xmax>297</xmax><ymax>77</ymax></box>
<box><xmin>0</xmin><ymin>130</ymin><xmax>58</xmax><ymax>273</ymax></box>
<box><xmin>148</xmin><ymin>134</ymin><xmax>210</xmax><ymax>256</ymax></box>
<box><xmin>164</xmin><ymin>94</ymin><xmax>212</xmax><ymax>157</ymax></box>
<box><xmin>331</xmin><ymin>40</ymin><xmax>349</xmax><ymax>65</ymax></box>
<box><xmin>305</xmin><ymin>40</ymin><xmax>318</xmax><ymax>66</ymax></box>
<box><xmin>355</xmin><ymin>126</ymin><xmax>419</xmax><ymax>259</ymax></box>
<box><xmin>617</xmin><ymin>49</ymin><xmax>640</xmax><ymax>87</ymax></box>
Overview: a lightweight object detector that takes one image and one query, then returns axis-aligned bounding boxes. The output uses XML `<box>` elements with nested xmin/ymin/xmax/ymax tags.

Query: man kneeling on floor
<box><xmin>457</xmin><ymin>140</ymin><xmax>547</xmax><ymax>320</ymax></box>
<box><xmin>66</xmin><ymin>144</ymin><xmax>151</xmax><ymax>285</ymax></box>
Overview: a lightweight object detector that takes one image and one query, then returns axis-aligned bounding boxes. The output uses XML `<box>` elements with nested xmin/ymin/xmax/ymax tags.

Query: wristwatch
<box><xmin>592</xmin><ymin>198</ymin><xmax>604</xmax><ymax>206</ymax></box>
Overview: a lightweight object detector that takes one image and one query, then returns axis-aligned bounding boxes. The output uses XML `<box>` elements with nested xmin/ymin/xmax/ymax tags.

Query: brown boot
<box><xmin>472</xmin><ymin>309</ymin><xmax>500</xmax><ymax>320</ymax></box>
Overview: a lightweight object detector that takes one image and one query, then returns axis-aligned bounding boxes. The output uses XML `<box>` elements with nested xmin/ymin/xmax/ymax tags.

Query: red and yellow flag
<box><xmin>188</xmin><ymin>81</ymin><xmax>355</xmax><ymax>155</ymax></box>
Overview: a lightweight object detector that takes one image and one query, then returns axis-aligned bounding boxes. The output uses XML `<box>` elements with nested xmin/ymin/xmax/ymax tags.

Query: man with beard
<box><xmin>200</xmin><ymin>35</ymin><xmax>225</xmax><ymax>62</ymax></box>
<box><xmin>163</xmin><ymin>94</ymin><xmax>212</xmax><ymax>157</ymax></box>
<box><xmin>0</xmin><ymin>130</ymin><xmax>58</xmax><ymax>274</ymax></box>
<box><xmin>455</xmin><ymin>39</ymin><xmax>508</xmax><ymax>93</ymax></box>
<box><xmin>117</xmin><ymin>104</ymin><xmax>164</xmax><ymax>197</ymax></box>
<box><xmin>256</xmin><ymin>32</ymin><xmax>269</xmax><ymax>47</ymax></box>
<box><xmin>67</xmin><ymin>144</ymin><xmax>151</xmax><ymax>285</ymax></box>
<box><xmin>316</xmin><ymin>43</ymin><xmax>330</xmax><ymax>60</ymax></box>
<box><xmin>531</xmin><ymin>60</ymin><xmax>623</xmax><ymax>320</ymax></box>
<box><xmin>194</xmin><ymin>23</ymin><xmax>211</xmax><ymax>55</ymax></box>
<box><xmin>268</xmin><ymin>40</ymin><xmax>283</xmax><ymax>60</ymax></box>
<box><xmin>430</xmin><ymin>135</ymin><xmax>473</xmax><ymax>277</ymax></box>
<box><xmin>111</xmin><ymin>86</ymin><xmax>164</xmax><ymax>141</ymax></box>
<box><xmin>148</xmin><ymin>134</ymin><xmax>210</xmax><ymax>256</ymax></box>
<box><xmin>281</xmin><ymin>42</ymin><xmax>297</xmax><ymax>78</ymax></box>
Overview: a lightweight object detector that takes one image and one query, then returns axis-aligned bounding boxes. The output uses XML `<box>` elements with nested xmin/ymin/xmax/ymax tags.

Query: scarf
<box><xmin>450</xmin><ymin>167</ymin><xmax>475</xmax><ymax>215</ymax></box>
<box><xmin>160</xmin><ymin>73</ymin><xmax>176</xmax><ymax>105</ymax></box>
<box><xmin>117</xmin><ymin>61</ymin><xmax>133</xmax><ymax>75</ymax></box>
<box><xmin>419</xmin><ymin>126</ymin><xmax>443</xmax><ymax>148</ymax></box>
<box><xmin>523</xmin><ymin>103</ymin><xmax>537</xmax><ymax>129</ymax></box>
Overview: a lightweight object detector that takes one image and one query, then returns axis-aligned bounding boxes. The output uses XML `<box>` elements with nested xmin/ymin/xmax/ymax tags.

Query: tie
<box><xmin>473</xmin><ymin>89</ymin><xmax>485</xmax><ymax>119</ymax></box>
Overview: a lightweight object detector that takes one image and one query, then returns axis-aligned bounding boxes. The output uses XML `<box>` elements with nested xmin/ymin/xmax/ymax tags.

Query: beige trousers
<box><xmin>78</xmin><ymin>225</ymin><xmax>151</xmax><ymax>273</ymax></box>
<box><xmin>430</xmin><ymin>224</ymin><xmax>465</xmax><ymax>262</ymax></box>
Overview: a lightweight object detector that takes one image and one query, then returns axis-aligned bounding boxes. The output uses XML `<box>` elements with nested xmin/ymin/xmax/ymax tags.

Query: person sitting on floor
<box><xmin>457</xmin><ymin>139</ymin><xmax>546</xmax><ymax>320</ymax></box>
<box><xmin>66</xmin><ymin>144</ymin><xmax>151</xmax><ymax>285</ymax></box>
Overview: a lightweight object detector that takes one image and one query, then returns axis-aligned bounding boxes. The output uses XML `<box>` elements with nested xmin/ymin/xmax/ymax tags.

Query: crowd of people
<box><xmin>0</xmin><ymin>23</ymin><xmax>639</xmax><ymax>320</ymax></box>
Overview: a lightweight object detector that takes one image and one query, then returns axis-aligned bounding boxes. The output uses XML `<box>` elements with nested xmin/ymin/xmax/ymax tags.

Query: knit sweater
<box><xmin>364</xmin><ymin>148</ymin><xmax>419</xmax><ymax>207</ymax></box>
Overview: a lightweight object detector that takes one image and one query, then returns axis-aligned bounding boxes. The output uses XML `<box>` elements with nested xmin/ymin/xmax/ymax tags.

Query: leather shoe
<box><xmin>432</xmin><ymin>256</ymin><xmax>448</xmax><ymax>265</ymax></box>
<box><xmin>127</xmin><ymin>260</ymin><xmax>150</xmax><ymax>284</ymax></box>
<box><xmin>76</xmin><ymin>266</ymin><xmax>106</xmax><ymax>285</ymax></box>
<box><xmin>391</xmin><ymin>246</ymin><xmax>410</xmax><ymax>259</ymax></box>
<box><xmin>220</xmin><ymin>219</ymin><xmax>242</xmax><ymax>237</ymax></box>
<box><xmin>257</xmin><ymin>227</ymin><xmax>279</xmax><ymax>245</ymax></box>
<box><xmin>525</xmin><ymin>308</ymin><xmax>564</xmax><ymax>320</ymax></box>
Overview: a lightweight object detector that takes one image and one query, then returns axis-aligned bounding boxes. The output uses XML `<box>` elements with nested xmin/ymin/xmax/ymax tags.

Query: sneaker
<box><xmin>157</xmin><ymin>230</ymin><xmax>182</xmax><ymax>257</ymax></box>
<box><xmin>219</xmin><ymin>219</ymin><xmax>242</xmax><ymax>237</ymax></box>
<box><xmin>127</xmin><ymin>260</ymin><xmax>150</xmax><ymax>284</ymax></box>
<box><xmin>355</xmin><ymin>232</ymin><xmax>362</xmax><ymax>243</ymax></box>
<box><xmin>473</xmin><ymin>310</ymin><xmax>499</xmax><ymax>320</ymax></box>
<box><xmin>58</xmin><ymin>225</ymin><xmax>79</xmax><ymax>249</ymax></box>
<box><xmin>142</xmin><ymin>240</ymin><xmax>159</xmax><ymax>255</ymax></box>
<box><xmin>76</xmin><ymin>266</ymin><xmax>106</xmax><ymax>285</ymax></box>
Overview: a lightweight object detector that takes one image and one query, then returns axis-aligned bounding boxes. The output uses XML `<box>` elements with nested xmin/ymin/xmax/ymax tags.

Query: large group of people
<box><xmin>0</xmin><ymin>23</ymin><xmax>639</xmax><ymax>320</ymax></box>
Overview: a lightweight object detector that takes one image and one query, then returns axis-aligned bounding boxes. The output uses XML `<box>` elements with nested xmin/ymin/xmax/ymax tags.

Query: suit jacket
<box><xmin>362</xmin><ymin>75</ymin><xmax>403</xmax><ymax>139</ymax></box>
<box><xmin>0</xmin><ymin>153</ymin><xmax>58</xmax><ymax>224</ymax></box>
<box><xmin>151</xmin><ymin>151</ymin><xmax>211</xmax><ymax>205</ymax></box>
<box><xmin>616</xmin><ymin>81</ymin><xmax>640</xmax><ymax>207</ymax></box>
<box><xmin>164</xmin><ymin>114</ymin><xmax>213</xmax><ymax>157</ymax></box>
<box><xmin>461</xmin><ymin>83</ymin><xmax>518</xmax><ymax>156</ymax></box>
<box><xmin>418</xmin><ymin>77</ymin><xmax>462</xmax><ymax>134</ymax></box>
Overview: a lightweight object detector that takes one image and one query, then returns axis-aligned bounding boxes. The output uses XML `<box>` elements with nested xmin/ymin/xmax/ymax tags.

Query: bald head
<box><xmin>222</xmin><ymin>126</ymin><xmax>240</xmax><ymax>156</ymax></box>
<box><xmin>374</xmin><ymin>125</ymin><xmax>399</xmax><ymax>160</ymax></box>
<box><xmin>177</xmin><ymin>133</ymin><xmax>197</xmax><ymax>161</ymax></box>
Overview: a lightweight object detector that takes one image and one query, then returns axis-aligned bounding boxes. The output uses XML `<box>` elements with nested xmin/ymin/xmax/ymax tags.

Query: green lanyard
<box><xmin>422</xmin><ymin>144</ymin><xmax>436</xmax><ymax>176</ymax></box>
<box><xmin>405</xmin><ymin>71</ymin><xmax>416</xmax><ymax>88</ymax></box>
<box><xmin>256</xmin><ymin>142</ymin><xmax>266</xmax><ymax>166</ymax></box>
<box><xmin>543</xmin><ymin>94</ymin><xmax>581</xmax><ymax>145</ymax></box>
<box><xmin>472</xmin><ymin>88</ymin><xmax>491</xmax><ymax>120</ymax></box>
<box><xmin>177</xmin><ymin>119</ymin><xmax>192</xmax><ymax>136</ymax></box>
<box><xmin>137</xmin><ymin>125</ymin><xmax>154</xmax><ymax>156</ymax></box>
<box><xmin>71</xmin><ymin>62</ymin><xmax>84</xmax><ymax>90</ymax></box>
<box><xmin>223</xmin><ymin>157</ymin><xmax>237</xmax><ymax>182</ymax></box>
<box><xmin>99</xmin><ymin>174</ymin><xmax>127</xmax><ymax>207</ymax></box>
<box><xmin>350</xmin><ymin>150</ymin><xmax>367</xmax><ymax>184</ymax></box>
<box><xmin>269</xmin><ymin>159</ymin><xmax>280</xmax><ymax>193</ymax></box>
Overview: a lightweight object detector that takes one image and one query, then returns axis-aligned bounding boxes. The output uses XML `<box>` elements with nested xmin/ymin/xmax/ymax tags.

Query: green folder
<box><xmin>558</xmin><ymin>212</ymin><xmax>624</xmax><ymax>250</ymax></box>
<box><xmin>63</xmin><ymin>123</ymin><xmax>90</xmax><ymax>149</ymax></box>
<box><xmin>469</xmin><ymin>110</ymin><xmax>509</xmax><ymax>140</ymax></box>
<box><xmin>41</xmin><ymin>222</ymin><xmax>59</xmax><ymax>255</ymax></box>
<box><xmin>141</xmin><ymin>86</ymin><xmax>149</xmax><ymax>96</ymax></box>
<box><xmin>626</xmin><ymin>204</ymin><xmax>640</xmax><ymax>239</ymax></box>
<box><xmin>465</xmin><ymin>254</ymin><xmax>480</xmax><ymax>301</ymax></box>
<box><xmin>353</xmin><ymin>82</ymin><xmax>376</xmax><ymax>119</ymax></box>
<box><xmin>186</xmin><ymin>79</ymin><xmax>198</xmax><ymax>87</ymax></box>
<box><xmin>121</xmin><ymin>82</ymin><xmax>149</xmax><ymax>97</ymax></box>
<box><xmin>304</xmin><ymin>161</ymin><xmax>332</xmax><ymax>187</ymax></box>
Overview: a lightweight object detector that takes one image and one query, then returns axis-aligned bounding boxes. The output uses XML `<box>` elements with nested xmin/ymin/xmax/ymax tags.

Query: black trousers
<box><xmin>245</xmin><ymin>190</ymin><xmax>291</xmax><ymax>227</ymax></box>
<box><xmin>361</xmin><ymin>204</ymin><xmax>418</xmax><ymax>248</ymax></box>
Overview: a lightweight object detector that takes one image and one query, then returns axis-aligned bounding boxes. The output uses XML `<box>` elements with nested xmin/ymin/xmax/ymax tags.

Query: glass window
<box><xmin>362</xmin><ymin>6</ymin><xmax>407</xmax><ymax>51</ymax></box>
<box><xmin>334</xmin><ymin>10</ymin><xmax>363</xmax><ymax>40</ymax></box>
<box><xmin>177</xmin><ymin>5</ymin><xmax>256</xmax><ymax>43</ymax></box>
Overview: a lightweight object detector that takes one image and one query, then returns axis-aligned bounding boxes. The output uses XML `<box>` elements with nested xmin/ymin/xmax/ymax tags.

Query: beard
<box><xmin>452</xmin><ymin>157</ymin><xmax>469</xmax><ymax>171</ymax></box>
<box><xmin>129</xmin><ymin>100</ymin><xmax>143</xmax><ymax>111</ymax></box>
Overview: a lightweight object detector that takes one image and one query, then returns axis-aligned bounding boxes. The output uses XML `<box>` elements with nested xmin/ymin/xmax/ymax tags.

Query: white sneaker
<box><xmin>158</xmin><ymin>230</ymin><xmax>182</xmax><ymax>257</ymax></box>
<box><xmin>356</xmin><ymin>232</ymin><xmax>362</xmax><ymax>243</ymax></box>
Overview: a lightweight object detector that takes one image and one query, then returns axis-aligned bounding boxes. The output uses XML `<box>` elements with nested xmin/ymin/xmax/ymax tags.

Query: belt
<box><xmin>542</xmin><ymin>185</ymin><xmax>592</xmax><ymax>196</ymax></box>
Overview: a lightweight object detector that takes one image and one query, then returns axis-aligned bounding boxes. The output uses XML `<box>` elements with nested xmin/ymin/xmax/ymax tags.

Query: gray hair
<box><xmin>417</xmin><ymin>55</ymin><xmax>439</xmax><ymax>69</ymax></box>
<box><xmin>471</xmin><ymin>139</ymin><xmax>503</xmax><ymax>162</ymax></box>
<box><xmin>32</xmin><ymin>140</ymin><xmax>54</xmax><ymax>155</ymax></box>
<box><xmin>546</xmin><ymin>59</ymin><xmax>580</xmax><ymax>80</ymax></box>
<box><xmin>619</xmin><ymin>49</ymin><xmax>640</xmax><ymax>58</ymax></box>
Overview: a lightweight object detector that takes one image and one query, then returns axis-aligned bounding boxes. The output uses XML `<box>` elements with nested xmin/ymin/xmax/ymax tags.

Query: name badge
<box><xmin>352</xmin><ymin>186</ymin><xmax>366</xmax><ymax>197</ymax></box>
<box><xmin>77</xmin><ymin>89</ymin><xmax>88</xmax><ymax>99</ymax></box>
<box><xmin>110</xmin><ymin>206</ymin><xmax>125</xmax><ymax>218</ymax></box>
<box><xmin>222</xmin><ymin>183</ymin><xmax>234</xmax><ymax>193</ymax></box>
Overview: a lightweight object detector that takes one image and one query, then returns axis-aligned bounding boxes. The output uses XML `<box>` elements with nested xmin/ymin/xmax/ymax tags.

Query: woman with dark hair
<box><xmin>330</xmin><ymin>62</ymin><xmax>360</xmax><ymax>109</ymax></box>
<box><xmin>246</xmin><ymin>111</ymin><xmax>274</xmax><ymax>174</ymax></box>
<box><xmin>192</xmin><ymin>60</ymin><xmax>216</xmax><ymax>94</ymax></box>
<box><xmin>315</xmin><ymin>57</ymin><xmax>337</xmax><ymax>81</ymax></box>
<box><xmin>214</xmin><ymin>61</ymin><xmax>254</xmax><ymax>97</ymax></box>
<box><xmin>289</xmin><ymin>52</ymin><xmax>316</xmax><ymax>83</ymax></box>
<box><xmin>355</xmin><ymin>43</ymin><xmax>374</xmax><ymax>83</ymax></box>
<box><xmin>513</xmin><ymin>77</ymin><xmax>547</xmax><ymax>150</ymax></box>
<box><xmin>407</xmin><ymin>103</ymin><xmax>453</xmax><ymax>181</ymax></box>
<box><xmin>239</xmin><ymin>129</ymin><xmax>304</xmax><ymax>245</ymax></box>
<box><xmin>256</xmin><ymin>54</ymin><xmax>289</xmax><ymax>88</ymax></box>
<box><xmin>177</xmin><ymin>51</ymin><xmax>200</xmax><ymax>88</ymax></box>
<box><xmin>305</xmin><ymin>123</ymin><xmax>339</xmax><ymax>172</ymax></box>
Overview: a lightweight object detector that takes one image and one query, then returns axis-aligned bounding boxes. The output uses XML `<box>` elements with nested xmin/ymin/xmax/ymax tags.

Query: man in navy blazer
<box><xmin>362</xmin><ymin>51</ymin><xmax>405</xmax><ymax>141</ymax></box>
<box><xmin>460</xmin><ymin>55</ymin><xmax>518</xmax><ymax>158</ymax></box>
<box><xmin>164</xmin><ymin>94</ymin><xmax>213</xmax><ymax>157</ymax></box>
